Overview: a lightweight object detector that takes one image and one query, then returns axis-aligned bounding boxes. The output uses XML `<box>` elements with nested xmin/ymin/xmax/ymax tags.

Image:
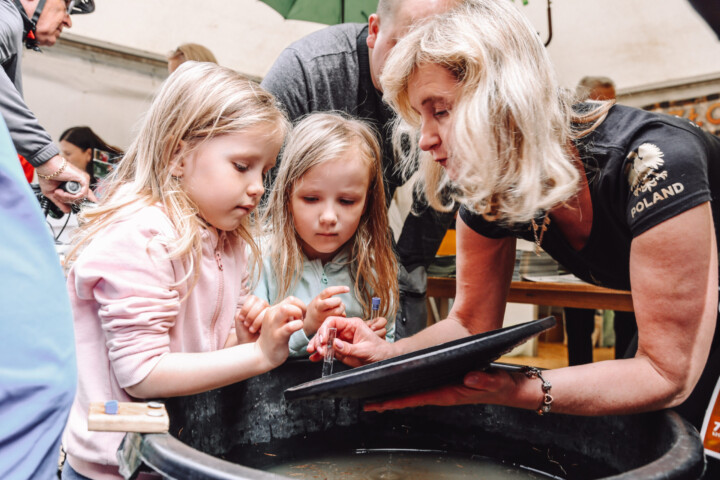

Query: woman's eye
<box><xmin>234</xmin><ymin>163</ymin><xmax>249</xmax><ymax>172</ymax></box>
<box><xmin>434</xmin><ymin>109</ymin><xmax>449</xmax><ymax>118</ymax></box>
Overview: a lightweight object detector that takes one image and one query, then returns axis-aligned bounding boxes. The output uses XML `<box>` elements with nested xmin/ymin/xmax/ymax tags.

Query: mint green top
<box><xmin>254</xmin><ymin>247</ymin><xmax>395</xmax><ymax>357</ymax></box>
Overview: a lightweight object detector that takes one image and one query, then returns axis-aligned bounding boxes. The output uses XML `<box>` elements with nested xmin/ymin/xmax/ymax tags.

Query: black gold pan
<box><xmin>284</xmin><ymin>316</ymin><xmax>556</xmax><ymax>402</ymax></box>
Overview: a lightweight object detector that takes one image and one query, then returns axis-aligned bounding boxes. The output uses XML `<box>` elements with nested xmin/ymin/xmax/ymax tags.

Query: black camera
<box><xmin>31</xmin><ymin>182</ymin><xmax>84</xmax><ymax>219</ymax></box>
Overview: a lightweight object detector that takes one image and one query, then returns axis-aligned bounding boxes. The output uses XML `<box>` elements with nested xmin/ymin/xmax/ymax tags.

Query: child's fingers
<box><xmin>248</xmin><ymin>310</ymin><xmax>265</xmax><ymax>334</ymax></box>
<box><xmin>367</xmin><ymin>317</ymin><xmax>388</xmax><ymax>330</ymax></box>
<box><xmin>284</xmin><ymin>319</ymin><xmax>304</xmax><ymax>334</ymax></box>
<box><xmin>373</xmin><ymin>327</ymin><xmax>387</xmax><ymax>338</ymax></box>
<box><xmin>245</xmin><ymin>304</ymin><xmax>268</xmax><ymax>332</ymax></box>
<box><xmin>318</xmin><ymin>297</ymin><xmax>344</xmax><ymax>311</ymax></box>
<box><xmin>318</xmin><ymin>285</ymin><xmax>350</xmax><ymax>300</ymax></box>
<box><xmin>269</xmin><ymin>303</ymin><xmax>304</xmax><ymax>327</ymax></box>
<box><xmin>281</xmin><ymin>296</ymin><xmax>308</xmax><ymax>315</ymax></box>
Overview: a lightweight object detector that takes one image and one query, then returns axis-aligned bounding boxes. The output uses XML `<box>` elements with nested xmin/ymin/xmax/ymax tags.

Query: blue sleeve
<box><xmin>0</xmin><ymin>115</ymin><xmax>76</xmax><ymax>479</ymax></box>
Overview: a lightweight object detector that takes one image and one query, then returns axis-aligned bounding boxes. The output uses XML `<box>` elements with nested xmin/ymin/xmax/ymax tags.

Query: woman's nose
<box><xmin>418</xmin><ymin>121</ymin><xmax>439</xmax><ymax>151</ymax></box>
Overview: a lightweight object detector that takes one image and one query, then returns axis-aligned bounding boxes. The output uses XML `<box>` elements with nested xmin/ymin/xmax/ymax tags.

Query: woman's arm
<box><xmin>545</xmin><ymin>201</ymin><xmax>718</xmax><ymax>415</ymax></box>
<box><xmin>368</xmin><ymin>202</ymin><xmax>718</xmax><ymax>415</ymax></box>
<box><xmin>309</xmin><ymin>217</ymin><xmax>517</xmax><ymax>363</ymax></box>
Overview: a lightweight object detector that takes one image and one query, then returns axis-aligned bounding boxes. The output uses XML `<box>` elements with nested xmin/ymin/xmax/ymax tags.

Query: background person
<box><xmin>59</xmin><ymin>126</ymin><xmax>123</xmax><ymax>191</ymax></box>
<box><xmin>261</xmin><ymin>0</ymin><xmax>461</xmax><ymax>340</ymax></box>
<box><xmin>167</xmin><ymin>42</ymin><xmax>218</xmax><ymax>73</ymax></box>
<box><xmin>309</xmin><ymin>4</ymin><xmax>720</xmax><ymax>474</ymax></box>
<box><xmin>1</xmin><ymin>0</ymin><xmax>95</xmax><ymax>210</ymax></box>
<box><xmin>575</xmin><ymin>75</ymin><xmax>616</xmax><ymax>101</ymax></box>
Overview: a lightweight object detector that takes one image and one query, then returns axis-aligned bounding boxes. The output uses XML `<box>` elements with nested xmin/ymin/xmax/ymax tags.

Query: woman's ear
<box><xmin>168</xmin><ymin>140</ymin><xmax>186</xmax><ymax>177</ymax></box>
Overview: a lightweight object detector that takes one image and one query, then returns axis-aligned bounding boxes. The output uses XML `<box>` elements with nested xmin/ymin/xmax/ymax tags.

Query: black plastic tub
<box><xmin>118</xmin><ymin>359</ymin><xmax>705</xmax><ymax>479</ymax></box>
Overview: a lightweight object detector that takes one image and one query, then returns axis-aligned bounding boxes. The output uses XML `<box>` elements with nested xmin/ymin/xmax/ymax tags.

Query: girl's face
<box><xmin>290</xmin><ymin>150</ymin><xmax>370</xmax><ymax>263</ymax></box>
<box><xmin>172</xmin><ymin>125</ymin><xmax>281</xmax><ymax>231</ymax></box>
<box><xmin>60</xmin><ymin>140</ymin><xmax>92</xmax><ymax>172</ymax></box>
<box><xmin>407</xmin><ymin>62</ymin><xmax>459</xmax><ymax>179</ymax></box>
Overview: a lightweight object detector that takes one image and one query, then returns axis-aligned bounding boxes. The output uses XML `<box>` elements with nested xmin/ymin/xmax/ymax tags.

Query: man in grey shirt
<box><xmin>262</xmin><ymin>0</ymin><xmax>460</xmax><ymax>339</ymax></box>
<box><xmin>1</xmin><ymin>0</ymin><xmax>94</xmax><ymax>210</ymax></box>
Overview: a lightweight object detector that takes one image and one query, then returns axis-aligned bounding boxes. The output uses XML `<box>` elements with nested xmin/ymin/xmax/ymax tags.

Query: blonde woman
<box><xmin>241</xmin><ymin>112</ymin><xmax>399</xmax><ymax>356</ymax></box>
<box><xmin>61</xmin><ymin>63</ymin><xmax>303</xmax><ymax>480</ymax></box>
<box><xmin>309</xmin><ymin>0</ymin><xmax>720</xmax><ymax>457</ymax></box>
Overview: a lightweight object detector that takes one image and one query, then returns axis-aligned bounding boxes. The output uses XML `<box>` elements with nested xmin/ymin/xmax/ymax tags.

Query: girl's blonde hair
<box><xmin>68</xmin><ymin>62</ymin><xmax>290</xmax><ymax>289</ymax></box>
<box><xmin>382</xmin><ymin>0</ymin><xmax>608</xmax><ymax>224</ymax></box>
<box><xmin>262</xmin><ymin>112</ymin><xmax>398</xmax><ymax>319</ymax></box>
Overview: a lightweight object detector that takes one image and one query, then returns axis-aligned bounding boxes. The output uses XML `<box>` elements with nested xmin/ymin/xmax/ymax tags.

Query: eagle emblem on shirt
<box><xmin>624</xmin><ymin>143</ymin><xmax>668</xmax><ymax>196</ymax></box>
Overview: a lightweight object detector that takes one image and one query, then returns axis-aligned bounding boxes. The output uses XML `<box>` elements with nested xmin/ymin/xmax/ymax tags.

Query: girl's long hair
<box><xmin>67</xmin><ymin>62</ymin><xmax>290</xmax><ymax>288</ymax></box>
<box><xmin>381</xmin><ymin>0</ymin><xmax>609</xmax><ymax>224</ymax></box>
<box><xmin>262</xmin><ymin>112</ymin><xmax>398</xmax><ymax>319</ymax></box>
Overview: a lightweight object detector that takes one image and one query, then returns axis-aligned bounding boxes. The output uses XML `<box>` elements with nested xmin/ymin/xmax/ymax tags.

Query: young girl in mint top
<box><xmin>243</xmin><ymin>112</ymin><xmax>398</xmax><ymax>356</ymax></box>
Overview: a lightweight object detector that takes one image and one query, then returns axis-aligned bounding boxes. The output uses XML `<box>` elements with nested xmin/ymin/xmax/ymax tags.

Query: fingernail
<box><xmin>335</xmin><ymin>340</ymin><xmax>344</xmax><ymax>351</ymax></box>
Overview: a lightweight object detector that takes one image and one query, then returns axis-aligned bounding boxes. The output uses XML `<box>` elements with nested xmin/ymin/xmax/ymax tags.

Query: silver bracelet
<box><xmin>522</xmin><ymin>366</ymin><xmax>553</xmax><ymax>415</ymax></box>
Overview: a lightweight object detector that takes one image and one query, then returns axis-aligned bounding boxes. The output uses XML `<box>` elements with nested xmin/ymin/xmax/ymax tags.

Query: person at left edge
<box><xmin>0</xmin><ymin>114</ymin><xmax>77</xmax><ymax>478</ymax></box>
<box><xmin>1</xmin><ymin>0</ymin><xmax>96</xmax><ymax>211</ymax></box>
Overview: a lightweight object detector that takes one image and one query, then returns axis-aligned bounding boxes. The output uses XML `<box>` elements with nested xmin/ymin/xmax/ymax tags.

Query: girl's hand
<box><xmin>257</xmin><ymin>297</ymin><xmax>305</xmax><ymax>368</ymax></box>
<box><xmin>366</xmin><ymin>316</ymin><xmax>388</xmax><ymax>338</ymax></box>
<box><xmin>307</xmin><ymin>316</ymin><xmax>393</xmax><ymax>368</ymax></box>
<box><xmin>364</xmin><ymin>369</ymin><xmax>525</xmax><ymax>412</ymax></box>
<box><xmin>304</xmin><ymin>286</ymin><xmax>349</xmax><ymax>337</ymax></box>
<box><xmin>237</xmin><ymin>295</ymin><xmax>270</xmax><ymax>335</ymax></box>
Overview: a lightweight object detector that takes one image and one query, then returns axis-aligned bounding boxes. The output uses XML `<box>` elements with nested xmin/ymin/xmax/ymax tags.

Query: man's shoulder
<box><xmin>283</xmin><ymin>23</ymin><xmax>366</xmax><ymax>61</ymax></box>
<box><xmin>0</xmin><ymin>0</ymin><xmax>22</xmax><ymax>61</ymax></box>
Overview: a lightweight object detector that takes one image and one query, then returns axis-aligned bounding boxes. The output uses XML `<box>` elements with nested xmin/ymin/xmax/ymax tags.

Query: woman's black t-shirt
<box><xmin>459</xmin><ymin>104</ymin><xmax>720</xmax><ymax>429</ymax></box>
<box><xmin>460</xmin><ymin>104</ymin><xmax>720</xmax><ymax>291</ymax></box>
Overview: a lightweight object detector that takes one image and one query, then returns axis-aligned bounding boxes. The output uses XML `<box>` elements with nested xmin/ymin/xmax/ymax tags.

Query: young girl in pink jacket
<box><xmin>60</xmin><ymin>62</ymin><xmax>304</xmax><ymax>480</ymax></box>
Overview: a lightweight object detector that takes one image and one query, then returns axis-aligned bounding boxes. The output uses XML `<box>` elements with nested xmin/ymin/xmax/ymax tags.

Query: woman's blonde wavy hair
<box><xmin>382</xmin><ymin>0</ymin><xmax>611</xmax><ymax>224</ymax></box>
<box><xmin>261</xmin><ymin>112</ymin><xmax>398</xmax><ymax>319</ymax></box>
<box><xmin>67</xmin><ymin>62</ymin><xmax>290</xmax><ymax>291</ymax></box>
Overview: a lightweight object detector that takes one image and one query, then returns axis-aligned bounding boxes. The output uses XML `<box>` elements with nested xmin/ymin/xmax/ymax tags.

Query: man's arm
<box><xmin>0</xmin><ymin>65</ymin><xmax>59</xmax><ymax>167</ymax></box>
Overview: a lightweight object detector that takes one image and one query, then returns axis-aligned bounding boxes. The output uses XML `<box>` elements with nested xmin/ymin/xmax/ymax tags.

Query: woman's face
<box><xmin>407</xmin><ymin>63</ymin><xmax>459</xmax><ymax>179</ymax></box>
<box><xmin>60</xmin><ymin>140</ymin><xmax>92</xmax><ymax>172</ymax></box>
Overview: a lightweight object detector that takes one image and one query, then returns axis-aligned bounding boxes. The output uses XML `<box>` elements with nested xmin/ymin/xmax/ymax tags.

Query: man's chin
<box><xmin>37</xmin><ymin>34</ymin><xmax>60</xmax><ymax>47</ymax></box>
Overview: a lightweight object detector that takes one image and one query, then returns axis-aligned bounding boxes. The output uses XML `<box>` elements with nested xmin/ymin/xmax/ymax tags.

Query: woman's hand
<box><xmin>364</xmin><ymin>368</ymin><xmax>532</xmax><ymax>412</ymax></box>
<box><xmin>304</xmin><ymin>286</ymin><xmax>349</xmax><ymax>337</ymax></box>
<box><xmin>307</xmin><ymin>316</ymin><xmax>394</xmax><ymax>367</ymax></box>
<box><xmin>256</xmin><ymin>297</ymin><xmax>305</xmax><ymax>369</ymax></box>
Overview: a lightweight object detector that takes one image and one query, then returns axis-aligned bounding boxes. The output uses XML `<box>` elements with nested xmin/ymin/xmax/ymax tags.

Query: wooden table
<box><xmin>427</xmin><ymin>276</ymin><xmax>634</xmax><ymax>312</ymax></box>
